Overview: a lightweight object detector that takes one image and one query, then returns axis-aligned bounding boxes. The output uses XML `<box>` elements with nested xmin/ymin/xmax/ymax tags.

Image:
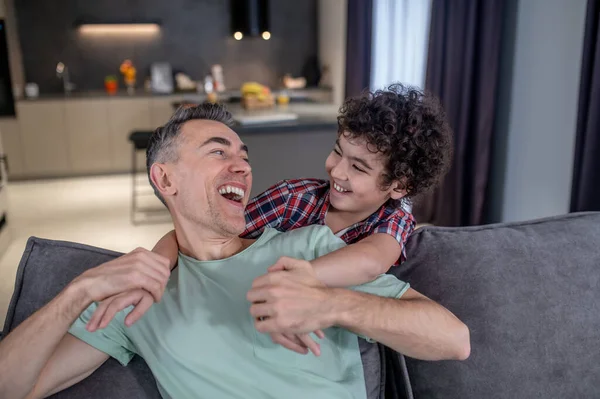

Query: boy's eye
<box><xmin>333</xmin><ymin>148</ymin><xmax>341</xmax><ymax>156</ymax></box>
<box><xmin>353</xmin><ymin>164</ymin><xmax>366</xmax><ymax>173</ymax></box>
<box><xmin>242</xmin><ymin>158</ymin><xmax>250</xmax><ymax>164</ymax></box>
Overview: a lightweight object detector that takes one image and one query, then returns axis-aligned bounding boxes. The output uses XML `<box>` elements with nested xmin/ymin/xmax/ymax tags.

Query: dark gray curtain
<box><xmin>344</xmin><ymin>0</ymin><xmax>373</xmax><ymax>98</ymax></box>
<box><xmin>571</xmin><ymin>0</ymin><xmax>600</xmax><ymax>212</ymax></box>
<box><xmin>414</xmin><ymin>0</ymin><xmax>506</xmax><ymax>226</ymax></box>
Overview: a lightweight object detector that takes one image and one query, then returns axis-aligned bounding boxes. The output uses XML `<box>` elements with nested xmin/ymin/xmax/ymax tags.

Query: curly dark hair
<box><xmin>337</xmin><ymin>83</ymin><xmax>453</xmax><ymax>203</ymax></box>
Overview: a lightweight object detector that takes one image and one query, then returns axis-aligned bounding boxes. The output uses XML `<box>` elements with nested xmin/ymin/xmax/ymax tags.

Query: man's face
<box><xmin>169</xmin><ymin>120</ymin><xmax>252</xmax><ymax>235</ymax></box>
<box><xmin>325</xmin><ymin>133</ymin><xmax>401</xmax><ymax>217</ymax></box>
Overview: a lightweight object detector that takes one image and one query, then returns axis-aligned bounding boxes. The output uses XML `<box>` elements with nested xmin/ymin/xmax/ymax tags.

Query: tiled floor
<box><xmin>0</xmin><ymin>175</ymin><xmax>174</xmax><ymax>327</ymax></box>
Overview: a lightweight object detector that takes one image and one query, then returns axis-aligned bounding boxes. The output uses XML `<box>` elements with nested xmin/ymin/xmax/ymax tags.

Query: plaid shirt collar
<box><xmin>307</xmin><ymin>181</ymin><xmax>403</xmax><ymax>235</ymax></box>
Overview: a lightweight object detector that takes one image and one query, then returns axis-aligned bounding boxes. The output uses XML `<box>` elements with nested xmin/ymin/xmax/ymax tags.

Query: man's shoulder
<box><xmin>266</xmin><ymin>224</ymin><xmax>336</xmax><ymax>240</ymax></box>
<box><xmin>265</xmin><ymin>225</ymin><xmax>344</xmax><ymax>248</ymax></box>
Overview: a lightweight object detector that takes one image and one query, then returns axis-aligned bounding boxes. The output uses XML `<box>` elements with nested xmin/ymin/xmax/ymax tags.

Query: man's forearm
<box><xmin>326</xmin><ymin>288</ymin><xmax>471</xmax><ymax>361</ymax></box>
<box><xmin>0</xmin><ymin>283</ymin><xmax>90</xmax><ymax>398</ymax></box>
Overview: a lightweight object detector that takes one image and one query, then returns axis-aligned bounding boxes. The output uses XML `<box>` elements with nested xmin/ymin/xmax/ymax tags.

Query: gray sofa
<box><xmin>2</xmin><ymin>212</ymin><xmax>600</xmax><ymax>398</ymax></box>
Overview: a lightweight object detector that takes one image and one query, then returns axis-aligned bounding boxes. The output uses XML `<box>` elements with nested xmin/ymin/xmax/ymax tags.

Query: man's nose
<box><xmin>230</xmin><ymin>156</ymin><xmax>251</xmax><ymax>175</ymax></box>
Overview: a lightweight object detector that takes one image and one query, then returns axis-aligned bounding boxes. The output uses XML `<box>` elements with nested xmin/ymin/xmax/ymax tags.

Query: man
<box><xmin>0</xmin><ymin>104</ymin><xmax>469</xmax><ymax>399</ymax></box>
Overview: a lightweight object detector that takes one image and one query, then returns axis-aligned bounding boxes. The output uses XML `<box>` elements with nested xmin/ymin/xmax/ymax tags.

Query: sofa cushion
<box><xmin>392</xmin><ymin>212</ymin><xmax>600</xmax><ymax>399</ymax></box>
<box><xmin>1</xmin><ymin>237</ymin><xmax>387</xmax><ymax>399</ymax></box>
<box><xmin>1</xmin><ymin>238</ymin><xmax>161</xmax><ymax>399</ymax></box>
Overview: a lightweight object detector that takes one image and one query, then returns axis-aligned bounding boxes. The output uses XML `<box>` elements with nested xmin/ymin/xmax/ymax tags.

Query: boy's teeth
<box><xmin>334</xmin><ymin>183</ymin><xmax>348</xmax><ymax>193</ymax></box>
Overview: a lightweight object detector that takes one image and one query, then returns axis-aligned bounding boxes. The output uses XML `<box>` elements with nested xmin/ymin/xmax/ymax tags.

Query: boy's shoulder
<box><xmin>280</xmin><ymin>178</ymin><xmax>330</xmax><ymax>195</ymax></box>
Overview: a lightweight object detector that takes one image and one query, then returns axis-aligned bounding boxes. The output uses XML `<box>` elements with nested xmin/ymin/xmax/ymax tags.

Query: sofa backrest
<box><xmin>392</xmin><ymin>212</ymin><xmax>600</xmax><ymax>399</ymax></box>
<box><xmin>1</xmin><ymin>238</ymin><xmax>161</xmax><ymax>399</ymax></box>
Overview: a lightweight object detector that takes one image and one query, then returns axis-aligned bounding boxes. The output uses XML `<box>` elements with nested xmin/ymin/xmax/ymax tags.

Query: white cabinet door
<box><xmin>17</xmin><ymin>101</ymin><xmax>70</xmax><ymax>176</ymax></box>
<box><xmin>0</xmin><ymin>118</ymin><xmax>25</xmax><ymax>178</ymax></box>
<box><xmin>108</xmin><ymin>98</ymin><xmax>153</xmax><ymax>172</ymax></box>
<box><xmin>65</xmin><ymin>99</ymin><xmax>112</xmax><ymax>174</ymax></box>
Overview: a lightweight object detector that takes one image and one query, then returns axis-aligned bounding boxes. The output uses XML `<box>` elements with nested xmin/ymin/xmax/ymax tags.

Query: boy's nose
<box><xmin>330</xmin><ymin>162</ymin><xmax>347</xmax><ymax>180</ymax></box>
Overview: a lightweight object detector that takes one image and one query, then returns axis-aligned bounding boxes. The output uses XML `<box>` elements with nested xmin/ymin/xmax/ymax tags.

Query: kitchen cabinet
<box><xmin>65</xmin><ymin>99</ymin><xmax>112</xmax><ymax>174</ymax></box>
<box><xmin>0</xmin><ymin>118</ymin><xmax>25</xmax><ymax>178</ymax></box>
<box><xmin>150</xmin><ymin>97</ymin><xmax>178</xmax><ymax>127</ymax></box>
<box><xmin>108</xmin><ymin>98</ymin><xmax>153</xmax><ymax>172</ymax></box>
<box><xmin>17</xmin><ymin>101</ymin><xmax>70</xmax><ymax>176</ymax></box>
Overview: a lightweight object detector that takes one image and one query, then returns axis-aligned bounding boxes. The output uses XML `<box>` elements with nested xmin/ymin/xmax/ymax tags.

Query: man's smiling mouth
<box><xmin>218</xmin><ymin>185</ymin><xmax>245</xmax><ymax>202</ymax></box>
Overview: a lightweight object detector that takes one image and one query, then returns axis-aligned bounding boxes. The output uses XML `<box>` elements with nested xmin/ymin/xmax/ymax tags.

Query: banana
<box><xmin>241</xmin><ymin>82</ymin><xmax>269</xmax><ymax>96</ymax></box>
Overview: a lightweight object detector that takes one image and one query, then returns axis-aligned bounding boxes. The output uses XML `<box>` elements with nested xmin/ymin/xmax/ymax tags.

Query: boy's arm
<box><xmin>152</xmin><ymin>230</ymin><xmax>179</xmax><ymax>270</ymax></box>
<box><xmin>311</xmin><ymin>234</ymin><xmax>401</xmax><ymax>287</ymax></box>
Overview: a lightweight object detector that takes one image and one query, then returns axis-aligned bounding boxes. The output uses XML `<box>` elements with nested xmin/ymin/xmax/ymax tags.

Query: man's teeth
<box><xmin>218</xmin><ymin>185</ymin><xmax>245</xmax><ymax>199</ymax></box>
<box><xmin>333</xmin><ymin>183</ymin><xmax>349</xmax><ymax>193</ymax></box>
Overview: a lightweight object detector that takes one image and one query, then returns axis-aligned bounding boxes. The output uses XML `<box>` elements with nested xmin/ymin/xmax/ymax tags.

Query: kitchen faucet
<box><xmin>56</xmin><ymin>62</ymin><xmax>76</xmax><ymax>94</ymax></box>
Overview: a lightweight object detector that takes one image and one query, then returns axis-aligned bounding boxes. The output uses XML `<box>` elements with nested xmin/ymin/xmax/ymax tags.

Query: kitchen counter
<box><xmin>6</xmin><ymin>95</ymin><xmax>339</xmax><ymax>184</ymax></box>
<box><xmin>16</xmin><ymin>87</ymin><xmax>333</xmax><ymax>104</ymax></box>
<box><xmin>227</xmin><ymin>103</ymin><xmax>339</xmax><ymax>133</ymax></box>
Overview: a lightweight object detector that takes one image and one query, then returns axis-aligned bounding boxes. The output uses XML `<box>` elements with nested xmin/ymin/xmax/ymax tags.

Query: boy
<box><xmin>88</xmin><ymin>83</ymin><xmax>453</xmax><ymax>354</ymax></box>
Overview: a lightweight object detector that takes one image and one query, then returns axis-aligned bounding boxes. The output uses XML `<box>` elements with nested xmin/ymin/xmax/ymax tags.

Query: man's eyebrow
<box><xmin>199</xmin><ymin>137</ymin><xmax>231</xmax><ymax>148</ymax></box>
<box><xmin>335</xmin><ymin>139</ymin><xmax>373</xmax><ymax>170</ymax></box>
<box><xmin>200</xmin><ymin>137</ymin><xmax>248</xmax><ymax>154</ymax></box>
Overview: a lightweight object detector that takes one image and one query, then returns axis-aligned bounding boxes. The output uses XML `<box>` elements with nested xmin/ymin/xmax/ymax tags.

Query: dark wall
<box><xmin>14</xmin><ymin>0</ymin><xmax>317</xmax><ymax>93</ymax></box>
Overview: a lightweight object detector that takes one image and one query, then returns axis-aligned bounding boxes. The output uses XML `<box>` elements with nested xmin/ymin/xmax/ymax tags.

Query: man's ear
<box><xmin>389</xmin><ymin>181</ymin><xmax>407</xmax><ymax>200</ymax></box>
<box><xmin>150</xmin><ymin>163</ymin><xmax>177</xmax><ymax>198</ymax></box>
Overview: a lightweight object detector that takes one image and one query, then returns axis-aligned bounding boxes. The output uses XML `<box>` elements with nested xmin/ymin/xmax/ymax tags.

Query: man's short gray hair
<box><xmin>146</xmin><ymin>103</ymin><xmax>234</xmax><ymax>206</ymax></box>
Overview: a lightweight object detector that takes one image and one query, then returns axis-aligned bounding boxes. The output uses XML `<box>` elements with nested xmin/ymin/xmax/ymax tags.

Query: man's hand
<box><xmin>86</xmin><ymin>289</ymin><xmax>154</xmax><ymax>332</ymax></box>
<box><xmin>248</xmin><ymin>257</ymin><xmax>334</xmax><ymax>352</ymax></box>
<box><xmin>73</xmin><ymin>248</ymin><xmax>170</xmax><ymax>328</ymax></box>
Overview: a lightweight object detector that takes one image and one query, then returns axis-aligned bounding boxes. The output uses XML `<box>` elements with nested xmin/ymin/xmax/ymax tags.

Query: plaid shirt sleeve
<box><xmin>241</xmin><ymin>180</ymin><xmax>291</xmax><ymax>238</ymax></box>
<box><xmin>372</xmin><ymin>210</ymin><xmax>416</xmax><ymax>266</ymax></box>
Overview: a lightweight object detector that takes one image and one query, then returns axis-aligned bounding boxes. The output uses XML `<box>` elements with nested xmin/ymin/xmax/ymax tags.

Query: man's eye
<box><xmin>242</xmin><ymin>158</ymin><xmax>250</xmax><ymax>164</ymax></box>
<box><xmin>353</xmin><ymin>165</ymin><xmax>366</xmax><ymax>173</ymax></box>
<box><xmin>212</xmin><ymin>150</ymin><xmax>225</xmax><ymax>156</ymax></box>
<box><xmin>333</xmin><ymin>148</ymin><xmax>341</xmax><ymax>156</ymax></box>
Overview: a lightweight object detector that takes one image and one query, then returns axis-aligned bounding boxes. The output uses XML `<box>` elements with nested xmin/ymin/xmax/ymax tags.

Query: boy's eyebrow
<box><xmin>200</xmin><ymin>137</ymin><xmax>249</xmax><ymax>153</ymax></box>
<box><xmin>336</xmin><ymin>139</ymin><xmax>374</xmax><ymax>170</ymax></box>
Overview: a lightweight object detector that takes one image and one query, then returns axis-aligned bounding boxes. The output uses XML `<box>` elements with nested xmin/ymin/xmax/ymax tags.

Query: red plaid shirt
<box><xmin>242</xmin><ymin>179</ymin><xmax>415</xmax><ymax>266</ymax></box>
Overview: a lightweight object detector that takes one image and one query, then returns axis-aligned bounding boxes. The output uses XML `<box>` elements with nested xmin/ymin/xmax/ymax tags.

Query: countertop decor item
<box><xmin>104</xmin><ymin>76</ymin><xmax>118</xmax><ymax>95</ymax></box>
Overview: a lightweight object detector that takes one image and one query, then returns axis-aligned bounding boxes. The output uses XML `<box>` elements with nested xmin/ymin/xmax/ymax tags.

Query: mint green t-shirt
<box><xmin>69</xmin><ymin>226</ymin><xmax>410</xmax><ymax>399</ymax></box>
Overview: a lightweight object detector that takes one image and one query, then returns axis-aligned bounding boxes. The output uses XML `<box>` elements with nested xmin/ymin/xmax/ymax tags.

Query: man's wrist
<box><xmin>320</xmin><ymin>288</ymin><xmax>354</xmax><ymax>328</ymax></box>
<box><xmin>63</xmin><ymin>277</ymin><xmax>94</xmax><ymax>313</ymax></box>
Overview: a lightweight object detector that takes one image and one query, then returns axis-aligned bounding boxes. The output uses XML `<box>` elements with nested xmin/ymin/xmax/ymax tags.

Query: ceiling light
<box><xmin>262</xmin><ymin>31</ymin><xmax>271</xmax><ymax>40</ymax></box>
<box><xmin>78</xmin><ymin>23</ymin><xmax>160</xmax><ymax>35</ymax></box>
<box><xmin>234</xmin><ymin>31</ymin><xmax>243</xmax><ymax>40</ymax></box>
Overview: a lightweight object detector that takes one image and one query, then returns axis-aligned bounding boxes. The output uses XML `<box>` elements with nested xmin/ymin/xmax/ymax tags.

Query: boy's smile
<box><xmin>325</xmin><ymin>133</ymin><xmax>405</xmax><ymax>222</ymax></box>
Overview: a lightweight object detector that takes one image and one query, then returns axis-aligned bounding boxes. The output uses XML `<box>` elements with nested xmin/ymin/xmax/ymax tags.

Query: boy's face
<box><xmin>325</xmin><ymin>133</ymin><xmax>405</xmax><ymax>217</ymax></box>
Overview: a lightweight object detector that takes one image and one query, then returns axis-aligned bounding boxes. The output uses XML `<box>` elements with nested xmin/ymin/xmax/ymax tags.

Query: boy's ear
<box><xmin>389</xmin><ymin>181</ymin><xmax>407</xmax><ymax>200</ymax></box>
<box><xmin>150</xmin><ymin>163</ymin><xmax>177</xmax><ymax>198</ymax></box>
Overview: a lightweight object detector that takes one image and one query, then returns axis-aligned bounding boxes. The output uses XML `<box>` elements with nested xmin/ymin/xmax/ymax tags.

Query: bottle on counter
<box><xmin>204</xmin><ymin>75</ymin><xmax>218</xmax><ymax>103</ymax></box>
<box><xmin>211</xmin><ymin>65</ymin><xmax>226</xmax><ymax>92</ymax></box>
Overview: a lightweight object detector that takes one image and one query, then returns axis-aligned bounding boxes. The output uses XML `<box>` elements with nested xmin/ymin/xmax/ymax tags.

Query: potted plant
<box><xmin>104</xmin><ymin>75</ymin><xmax>118</xmax><ymax>95</ymax></box>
